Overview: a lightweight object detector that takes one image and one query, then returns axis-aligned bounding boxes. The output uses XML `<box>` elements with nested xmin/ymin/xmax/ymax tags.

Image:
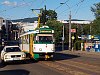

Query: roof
<box><xmin>0</xmin><ymin>17</ymin><xmax>3</xmax><ymax>19</ymax></box>
<box><xmin>21</xmin><ymin>22</ymin><xmax>38</xmax><ymax>32</ymax></box>
<box><xmin>58</xmin><ymin>19</ymin><xmax>92</xmax><ymax>24</ymax></box>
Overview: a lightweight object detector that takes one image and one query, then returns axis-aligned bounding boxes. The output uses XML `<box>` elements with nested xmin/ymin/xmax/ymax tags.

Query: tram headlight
<box><xmin>39</xmin><ymin>48</ymin><xmax>42</xmax><ymax>51</ymax></box>
<box><xmin>51</xmin><ymin>48</ymin><xmax>54</xmax><ymax>51</ymax></box>
<box><xmin>22</xmin><ymin>54</ymin><xmax>26</xmax><ymax>58</ymax></box>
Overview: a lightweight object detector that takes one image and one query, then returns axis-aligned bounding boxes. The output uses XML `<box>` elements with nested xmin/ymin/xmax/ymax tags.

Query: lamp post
<box><xmin>60</xmin><ymin>3</ymin><xmax>71</xmax><ymax>50</ymax></box>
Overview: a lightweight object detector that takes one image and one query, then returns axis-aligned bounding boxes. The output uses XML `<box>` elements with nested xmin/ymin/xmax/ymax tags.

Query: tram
<box><xmin>19</xmin><ymin>26</ymin><xmax>55</xmax><ymax>60</ymax></box>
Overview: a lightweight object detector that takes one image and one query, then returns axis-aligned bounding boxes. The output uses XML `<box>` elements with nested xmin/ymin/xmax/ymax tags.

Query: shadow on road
<box><xmin>54</xmin><ymin>53</ymin><xmax>80</xmax><ymax>61</ymax></box>
<box><xmin>0</xmin><ymin>62</ymin><xmax>6</xmax><ymax>68</ymax></box>
<box><xmin>0</xmin><ymin>69</ymin><xmax>30</xmax><ymax>75</ymax></box>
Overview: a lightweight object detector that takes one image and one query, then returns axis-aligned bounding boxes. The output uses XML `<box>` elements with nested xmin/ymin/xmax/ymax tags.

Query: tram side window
<box><xmin>23</xmin><ymin>36</ymin><xmax>29</xmax><ymax>44</ymax></box>
<box><xmin>19</xmin><ymin>37</ymin><xmax>24</xmax><ymax>44</ymax></box>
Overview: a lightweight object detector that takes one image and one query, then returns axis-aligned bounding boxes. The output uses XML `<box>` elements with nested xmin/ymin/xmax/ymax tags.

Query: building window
<box><xmin>3</xmin><ymin>20</ymin><xmax>5</xmax><ymax>23</ymax></box>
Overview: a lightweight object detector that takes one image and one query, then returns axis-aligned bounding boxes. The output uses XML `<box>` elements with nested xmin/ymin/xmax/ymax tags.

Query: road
<box><xmin>0</xmin><ymin>59</ymin><xmax>65</xmax><ymax>75</ymax></box>
<box><xmin>0</xmin><ymin>50</ymin><xmax>100</xmax><ymax>75</ymax></box>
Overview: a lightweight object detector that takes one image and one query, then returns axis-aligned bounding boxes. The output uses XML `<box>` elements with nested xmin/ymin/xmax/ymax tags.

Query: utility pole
<box><xmin>31</xmin><ymin>8</ymin><xmax>42</xmax><ymax>29</ymax></box>
<box><xmin>62</xmin><ymin>24</ymin><xmax>64</xmax><ymax>50</ymax></box>
<box><xmin>69</xmin><ymin>11</ymin><xmax>71</xmax><ymax>50</ymax></box>
<box><xmin>44</xmin><ymin>5</ymin><xmax>46</xmax><ymax>25</ymax></box>
<box><xmin>60</xmin><ymin>2</ymin><xmax>72</xmax><ymax>50</ymax></box>
<box><xmin>90</xmin><ymin>24</ymin><xmax>91</xmax><ymax>34</ymax></box>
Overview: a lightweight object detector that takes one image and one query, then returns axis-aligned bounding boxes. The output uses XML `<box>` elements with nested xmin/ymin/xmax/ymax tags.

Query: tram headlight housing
<box><xmin>22</xmin><ymin>54</ymin><xmax>26</xmax><ymax>58</ymax></box>
<box><xmin>51</xmin><ymin>48</ymin><xmax>54</xmax><ymax>51</ymax></box>
<box><xmin>39</xmin><ymin>48</ymin><xmax>42</xmax><ymax>51</ymax></box>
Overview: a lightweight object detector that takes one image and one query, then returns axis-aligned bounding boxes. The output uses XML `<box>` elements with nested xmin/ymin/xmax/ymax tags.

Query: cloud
<box><xmin>1</xmin><ymin>0</ymin><xmax>17</xmax><ymax>6</ymax></box>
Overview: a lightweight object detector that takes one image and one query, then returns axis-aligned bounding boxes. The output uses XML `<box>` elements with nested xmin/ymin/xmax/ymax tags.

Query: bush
<box><xmin>74</xmin><ymin>40</ymin><xmax>83</xmax><ymax>50</ymax></box>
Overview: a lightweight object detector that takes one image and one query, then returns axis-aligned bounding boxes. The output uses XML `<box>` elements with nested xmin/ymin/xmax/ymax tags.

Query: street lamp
<box><xmin>60</xmin><ymin>3</ymin><xmax>72</xmax><ymax>50</ymax></box>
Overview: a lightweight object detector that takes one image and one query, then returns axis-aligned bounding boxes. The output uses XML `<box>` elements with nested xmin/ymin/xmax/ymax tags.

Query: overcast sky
<box><xmin>0</xmin><ymin>0</ymin><xmax>100</xmax><ymax>20</ymax></box>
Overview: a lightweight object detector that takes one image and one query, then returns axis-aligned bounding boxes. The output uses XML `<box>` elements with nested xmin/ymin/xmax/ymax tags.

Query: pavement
<box><xmin>58</xmin><ymin>50</ymin><xmax>100</xmax><ymax>57</ymax></box>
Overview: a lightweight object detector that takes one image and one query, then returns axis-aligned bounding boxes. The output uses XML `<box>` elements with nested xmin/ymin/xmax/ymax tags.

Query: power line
<box><xmin>54</xmin><ymin>4</ymin><xmax>63</xmax><ymax>10</ymax></box>
<box><xmin>19</xmin><ymin>0</ymin><xmax>35</xmax><ymax>19</ymax></box>
<box><xmin>76</xmin><ymin>0</ymin><xmax>85</xmax><ymax>6</ymax></box>
<box><xmin>73</xmin><ymin>0</ymin><xmax>85</xmax><ymax>18</ymax></box>
<box><xmin>57</xmin><ymin>0</ymin><xmax>86</xmax><ymax>19</ymax></box>
<box><xmin>37</xmin><ymin>0</ymin><xmax>46</xmax><ymax>8</ymax></box>
<box><xmin>54</xmin><ymin>0</ymin><xmax>69</xmax><ymax>10</ymax></box>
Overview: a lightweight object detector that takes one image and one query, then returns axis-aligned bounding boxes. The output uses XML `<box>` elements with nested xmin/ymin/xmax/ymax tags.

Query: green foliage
<box><xmin>40</xmin><ymin>9</ymin><xmax>46</xmax><ymax>24</ymax></box>
<box><xmin>91</xmin><ymin>2</ymin><xmax>100</xmax><ymax>18</ymax></box>
<box><xmin>74</xmin><ymin>40</ymin><xmax>83</xmax><ymax>50</ymax></box>
<box><xmin>46</xmin><ymin>20</ymin><xmax>63</xmax><ymax>43</ymax></box>
<box><xmin>40</xmin><ymin>9</ymin><xmax>57</xmax><ymax>24</ymax></box>
<box><xmin>46</xmin><ymin>10</ymin><xmax>57</xmax><ymax>20</ymax></box>
<box><xmin>90</xmin><ymin>2</ymin><xmax>100</xmax><ymax>35</ymax></box>
<box><xmin>83</xmin><ymin>24</ymin><xmax>90</xmax><ymax>35</ymax></box>
<box><xmin>91</xmin><ymin>17</ymin><xmax>100</xmax><ymax>35</ymax></box>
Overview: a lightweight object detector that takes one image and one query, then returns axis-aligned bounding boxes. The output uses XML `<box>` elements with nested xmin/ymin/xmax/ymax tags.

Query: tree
<box><xmin>46</xmin><ymin>10</ymin><xmax>57</xmax><ymax>20</ymax></box>
<box><xmin>91</xmin><ymin>17</ymin><xmax>100</xmax><ymax>35</ymax></box>
<box><xmin>91</xmin><ymin>2</ymin><xmax>100</xmax><ymax>18</ymax></box>
<box><xmin>41</xmin><ymin>9</ymin><xmax>57</xmax><ymax>24</ymax></box>
<box><xmin>40</xmin><ymin>9</ymin><xmax>62</xmax><ymax>43</ymax></box>
<box><xmin>91</xmin><ymin>2</ymin><xmax>100</xmax><ymax>35</ymax></box>
<box><xmin>46</xmin><ymin>20</ymin><xmax>63</xmax><ymax>43</ymax></box>
<box><xmin>83</xmin><ymin>24</ymin><xmax>91</xmax><ymax>35</ymax></box>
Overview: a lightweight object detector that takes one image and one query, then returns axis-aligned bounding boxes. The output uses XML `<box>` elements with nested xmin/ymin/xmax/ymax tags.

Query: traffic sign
<box><xmin>71</xmin><ymin>29</ymin><xmax>76</xmax><ymax>33</ymax></box>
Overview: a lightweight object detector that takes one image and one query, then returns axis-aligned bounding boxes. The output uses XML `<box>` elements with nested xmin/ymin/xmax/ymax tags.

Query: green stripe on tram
<box><xmin>34</xmin><ymin>42</ymin><xmax>54</xmax><ymax>44</ymax></box>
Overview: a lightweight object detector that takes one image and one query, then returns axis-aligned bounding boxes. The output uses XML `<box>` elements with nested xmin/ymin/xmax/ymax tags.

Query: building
<box><xmin>0</xmin><ymin>17</ymin><xmax>13</xmax><ymax>42</ymax></box>
<box><xmin>58</xmin><ymin>19</ymin><xmax>91</xmax><ymax>25</ymax></box>
<box><xmin>0</xmin><ymin>17</ymin><xmax>6</xmax><ymax>46</ymax></box>
<box><xmin>58</xmin><ymin>19</ymin><xmax>92</xmax><ymax>35</ymax></box>
<box><xmin>19</xmin><ymin>21</ymin><xmax>38</xmax><ymax>34</ymax></box>
<box><xmin>0</xmin><ymin>17</ymin><xmax>5</xmax><ymax>40</ymax></box>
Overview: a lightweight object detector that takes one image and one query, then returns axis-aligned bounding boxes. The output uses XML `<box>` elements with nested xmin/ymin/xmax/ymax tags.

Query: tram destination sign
<box><xmin>39</xmin><ymin>30</ymin><xmax>52</xmax><ymax>33</ymax></box>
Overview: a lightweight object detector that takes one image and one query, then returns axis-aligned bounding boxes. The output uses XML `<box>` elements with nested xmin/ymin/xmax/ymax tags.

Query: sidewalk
<box><xmin>58</xmin><ymin>50</ymin><xmax>100</xmax><ymax>57</ymax></box>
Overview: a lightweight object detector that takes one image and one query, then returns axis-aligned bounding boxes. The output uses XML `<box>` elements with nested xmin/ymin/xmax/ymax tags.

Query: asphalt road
<box><xmin>0</xmin><ymin>50</ymin><xmax>100</xmax><ymax>75</ymax></box>
<box><xmin>0</xmin><ymin>59</ymin><xmax>65</xmax><ymax>75</ymax></box>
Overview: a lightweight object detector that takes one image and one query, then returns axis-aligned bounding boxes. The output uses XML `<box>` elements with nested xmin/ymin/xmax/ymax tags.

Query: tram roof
<box><xmin>20</xmin><ymin>26</ymin><xmax>54</xmax><ymax>37</ymax></box>
<box><xmin>20</xmin><ymin>30</ymin><xmax>39</xmax><ymax>37</ymax></box>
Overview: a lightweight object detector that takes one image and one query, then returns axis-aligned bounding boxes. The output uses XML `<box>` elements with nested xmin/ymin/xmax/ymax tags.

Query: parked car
<box><xmin>1</xmin><ymin>46</ymin><xmax>26</xmax><ymax>63</ymax></box>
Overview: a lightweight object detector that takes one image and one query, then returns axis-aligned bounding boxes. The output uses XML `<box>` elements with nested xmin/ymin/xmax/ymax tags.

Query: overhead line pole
<box><xmin>60</xmin><ymin>2</ymin><xmax>72</xmax><ymax>50</ymax></box>
<box><xmin>31</xmin><ymin>8</ymin><xmax>42</xmax><ymax>29</ymax></box>
<box><xmin>69</xmin><ymin>11</ymin><xmax>71</xmax><ymax>50</ymax></box>
<box><xmin>44</xmin><ymin>5</ymin><xmax>46</xmax><ymax>25</ymax></box>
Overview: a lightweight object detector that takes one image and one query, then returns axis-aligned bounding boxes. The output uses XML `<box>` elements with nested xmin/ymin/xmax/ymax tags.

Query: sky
<box><xmin>0</xmin><ymin>0</ymin><xmax>100</xmax><ymax>21</ymax></box>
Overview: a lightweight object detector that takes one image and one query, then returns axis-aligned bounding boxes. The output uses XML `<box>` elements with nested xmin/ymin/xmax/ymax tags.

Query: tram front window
<box><xmin>39</xmin><ymin>36</ymin><xmax>53</xmax><ymax>43</ymax></box>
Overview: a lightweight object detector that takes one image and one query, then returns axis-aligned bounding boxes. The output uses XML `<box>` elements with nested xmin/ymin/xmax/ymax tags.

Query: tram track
<box><xmin>57</xmin><ymin>60</ymin><xmax>100</xmax><ymax>74</ymax></box>
<box><xmin>39</xmin><ymin>59</ymin><xmax>100</xmax><ymax>75</ymax></box>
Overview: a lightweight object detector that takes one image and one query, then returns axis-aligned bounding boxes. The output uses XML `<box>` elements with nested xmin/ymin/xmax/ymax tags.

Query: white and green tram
<box><xmin>19</xmin><ymin>26</ymin><xmax>55</xmax><ymax>60</ymax></box>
